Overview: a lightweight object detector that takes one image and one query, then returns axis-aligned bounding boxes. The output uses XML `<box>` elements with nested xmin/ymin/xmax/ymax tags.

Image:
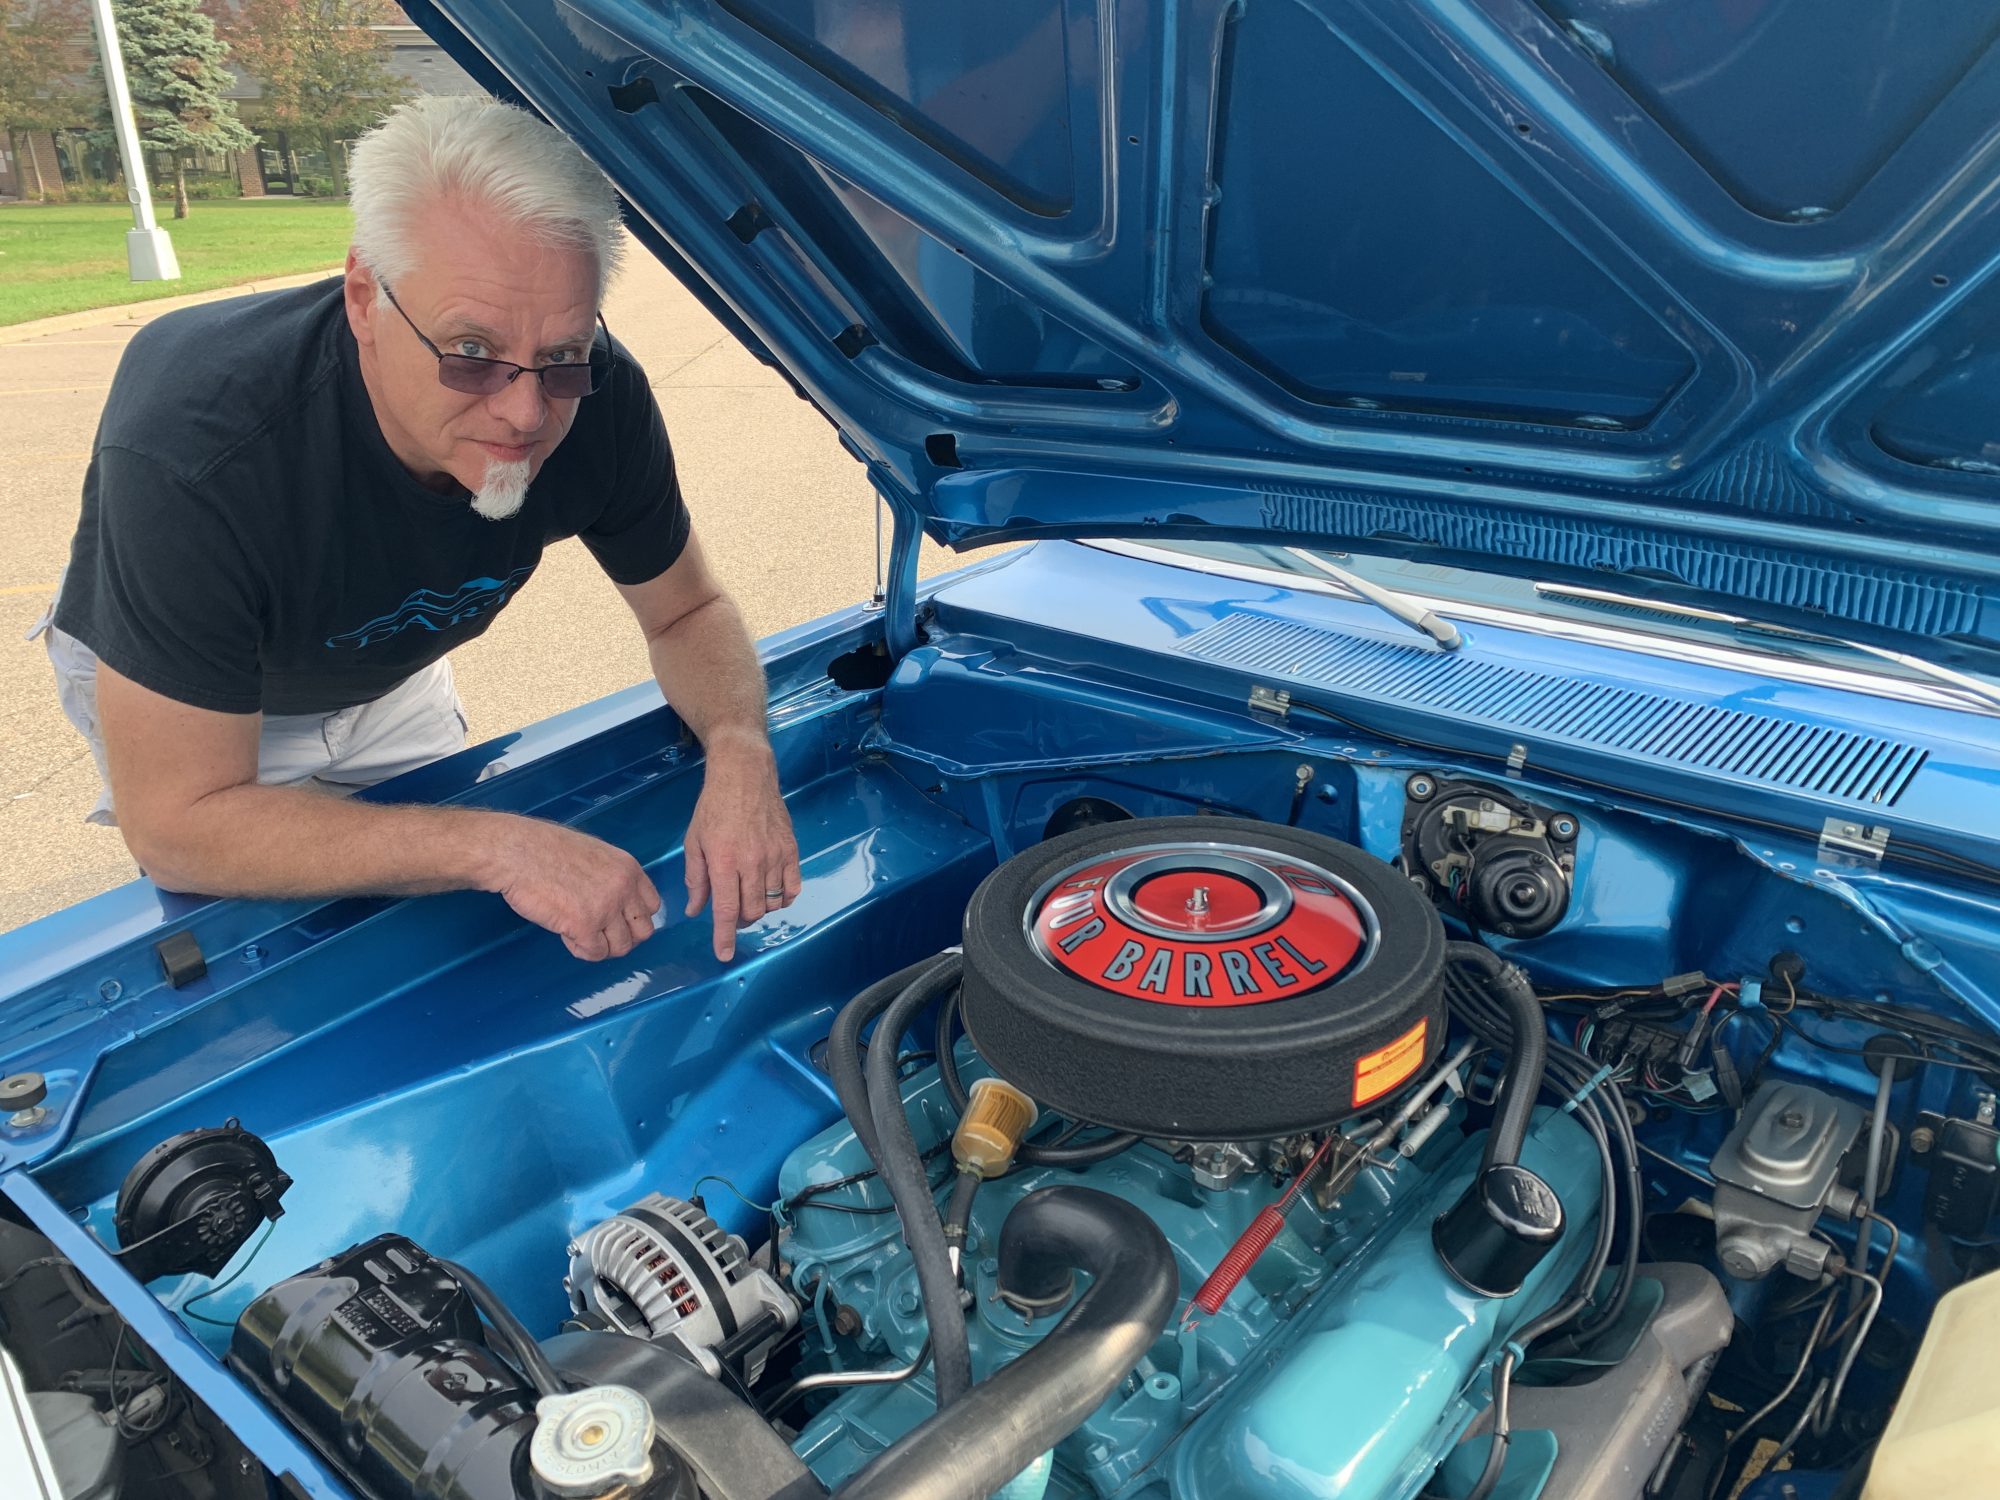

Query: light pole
<box><xmin>86</xmin><ymin>0</ymin><xmax>178</xmax><ymax>281</ymax></box>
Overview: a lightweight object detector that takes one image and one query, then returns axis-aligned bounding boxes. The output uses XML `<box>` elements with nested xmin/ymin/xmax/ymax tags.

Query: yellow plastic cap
<box><xmin>952</xmin><ymin>1076</ymin><xmax>1039</xmax><ymax>1178</ymax></box>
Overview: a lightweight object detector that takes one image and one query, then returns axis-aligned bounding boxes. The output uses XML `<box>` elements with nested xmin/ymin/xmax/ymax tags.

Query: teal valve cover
<box><xmin>1173</xmin><ymin>1107</ymin><xmax>1603</xmax><ymax>1500</ymax></box>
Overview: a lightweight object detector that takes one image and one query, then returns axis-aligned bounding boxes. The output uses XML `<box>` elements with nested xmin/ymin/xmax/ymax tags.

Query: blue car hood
<box><xmin>404</xmin><ymin>0</ymin><xmax>2000</xmax><ymax>665</ymax></box>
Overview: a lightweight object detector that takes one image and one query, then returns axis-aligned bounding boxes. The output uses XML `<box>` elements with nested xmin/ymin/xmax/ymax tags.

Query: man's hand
<box><xmin>682</xmin><ymin>741</ymin><xmax>801</xmax><ymax>961</ymax></box>
<box><xmin>612</xmin><ymin>538</ymin><xmax>802</xmax><ymax>962</ymax></box>
<box><xmin>489</xmin><ymin>818</ymin><xmax>663</xmax><ymax>962</ymax></box>
<box><xmin>97</xmin><ymin>663</ymin><xmax>662</xmax><ymax>962</ymax></box>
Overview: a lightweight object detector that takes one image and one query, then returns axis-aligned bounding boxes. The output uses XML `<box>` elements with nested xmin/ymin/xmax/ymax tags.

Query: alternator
<box><xmin>565</xmin><ymin>1194</ymin><xmax>796</xmax><ymax>1381</ymax></box>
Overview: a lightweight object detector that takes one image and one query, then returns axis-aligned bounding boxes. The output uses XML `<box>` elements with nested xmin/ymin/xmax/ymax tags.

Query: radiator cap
<box><xmin>531</xmin><ymin>1384</ymin><xmax>655</xmax><ymax>1499</ymax></box>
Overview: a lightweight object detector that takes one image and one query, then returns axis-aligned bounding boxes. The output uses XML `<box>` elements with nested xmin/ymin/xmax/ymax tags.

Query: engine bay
<box><xmin>5</xmin><ymin>607</ymin><xmax>2000</xmax><ymax>1500</ymax></box>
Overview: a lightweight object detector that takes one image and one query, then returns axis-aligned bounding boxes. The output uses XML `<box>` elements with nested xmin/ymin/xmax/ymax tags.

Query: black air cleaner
<box><xmin>960</xmin><ymin>818</ymin><xmax>1445</xmax><ymax>1138</ymax></box>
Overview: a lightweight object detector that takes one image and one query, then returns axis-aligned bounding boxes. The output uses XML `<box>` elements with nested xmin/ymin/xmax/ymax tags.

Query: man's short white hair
<box><xmin>349</xmin><ymin>95</ymin><xmax>624</xmax><ymax>293</ymax></box>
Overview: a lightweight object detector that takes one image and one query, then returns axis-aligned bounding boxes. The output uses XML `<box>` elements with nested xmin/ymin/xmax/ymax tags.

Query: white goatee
<box><xmin>470</xmin><ymin>458</ymin><xmax>533</xmax><ymax>521</ymax></box>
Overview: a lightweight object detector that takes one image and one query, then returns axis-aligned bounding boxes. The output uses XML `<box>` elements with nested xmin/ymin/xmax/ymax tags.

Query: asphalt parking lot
<box><xmin>0</xmin><ymin>245</ymin><xmax>959</xmax><ymax>934</ymax></box>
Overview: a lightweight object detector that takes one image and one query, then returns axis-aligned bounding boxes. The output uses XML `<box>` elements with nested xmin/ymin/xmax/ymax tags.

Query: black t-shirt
<box><xmin>55</xmin><ymin>277</ymin><xmax>689</xmax><ymax>716</ymax></box>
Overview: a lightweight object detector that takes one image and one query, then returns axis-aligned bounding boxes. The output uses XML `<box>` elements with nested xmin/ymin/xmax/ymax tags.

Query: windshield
<box><xmin>1119</xmin><ymin>540</ymin><xmax>2000</xmax><ymax>712</ymax></box>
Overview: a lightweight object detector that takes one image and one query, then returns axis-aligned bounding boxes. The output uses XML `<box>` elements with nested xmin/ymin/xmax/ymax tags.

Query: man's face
<box><xmin>346</xmin><ymin>199</ymin><xmax>601</xmax><ymax>501</ymax></box>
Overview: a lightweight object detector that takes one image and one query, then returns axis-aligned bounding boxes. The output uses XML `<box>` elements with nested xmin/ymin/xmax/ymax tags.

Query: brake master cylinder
<box><xmin>1710</xmin><ymin>1081</ymin><xmax>1864</xmax><ymax>1279</ymax></box>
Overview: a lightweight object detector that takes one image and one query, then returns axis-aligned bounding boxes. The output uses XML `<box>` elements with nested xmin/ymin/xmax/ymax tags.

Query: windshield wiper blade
<box><xmin>1284</xmin><ymin>548</ymin><xmax>1462</xmax><ymax>650</ymax></box>
<box><xmin>1534</xmin><ymin>582</ymin><xmax>2000</xmax><ymax>713</ymax></box>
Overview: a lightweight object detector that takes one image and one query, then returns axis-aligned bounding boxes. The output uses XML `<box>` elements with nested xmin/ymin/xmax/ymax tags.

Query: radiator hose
<box><xmin>839</xmin><ymin>1187</ymin><xmax>1176</xmax><ymax>1500</ymax></box>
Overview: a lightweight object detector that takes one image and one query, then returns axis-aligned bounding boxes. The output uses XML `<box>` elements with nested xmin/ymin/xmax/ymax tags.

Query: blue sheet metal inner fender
<box><xmin>1174</xmin><ymin>1107</ymin><xmax>1603</xmax><ymax>1500</ymax></box>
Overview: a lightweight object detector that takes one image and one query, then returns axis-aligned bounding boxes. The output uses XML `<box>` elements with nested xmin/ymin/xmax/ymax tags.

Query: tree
<box><xmin>93</xmin><ymin>0</ymin><xmax>255</xmax><ymax>217</ymax></box>
<box><xmin>0</xmin><ymin>0</ymin><xmax>86</xmax><ymax>200</ymax></box>
<box><xmin>217</xmin><ymin>0</ymin><xmax>407</xmax><ymax>195</ymax></box>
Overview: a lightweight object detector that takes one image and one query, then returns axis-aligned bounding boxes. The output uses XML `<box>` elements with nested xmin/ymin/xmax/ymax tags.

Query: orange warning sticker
<box><xmin>1354</xmin><ymin>1018</ymin><xmax>1429</xmax><ymax>1106</ymax></box>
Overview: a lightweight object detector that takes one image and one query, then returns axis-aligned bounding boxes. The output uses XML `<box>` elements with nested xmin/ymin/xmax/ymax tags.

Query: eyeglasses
<box><xmin>380</xmin><ymin>282</ymin><xmax>611</xmax><ymax>399</ymax></box>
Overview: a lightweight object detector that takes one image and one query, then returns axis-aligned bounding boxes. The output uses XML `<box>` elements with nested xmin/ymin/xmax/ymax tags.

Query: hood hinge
<box><xmin>1818</xmin><ymin>817</ymin><xmax>1890</xmax><ymax>866</ymax></box>
<box><xmin>1249</xmin><ymin>685</ymin><xmax>1292</xmax><ymax>721</ymax></box>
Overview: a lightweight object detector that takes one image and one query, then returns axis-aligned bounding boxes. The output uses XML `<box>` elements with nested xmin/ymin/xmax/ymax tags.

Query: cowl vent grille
<box><xmin>1179</xmin><ymin>613</ymin><xmax>1927</xmax><ymax>807</ymax></box>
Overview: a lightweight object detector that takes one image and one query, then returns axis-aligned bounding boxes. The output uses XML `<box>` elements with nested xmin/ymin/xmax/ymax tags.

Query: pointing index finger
<box><xmin>711</xmin><ymin>867</ymin><xmax>741</xmax><ymax>962</ymax></box>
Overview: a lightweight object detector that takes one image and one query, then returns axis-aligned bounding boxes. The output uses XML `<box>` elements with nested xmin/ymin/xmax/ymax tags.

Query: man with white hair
<box><xmin>37</xmin><ymin>95</ymin><xmax>797</xmax><ymax>964</ymax></box>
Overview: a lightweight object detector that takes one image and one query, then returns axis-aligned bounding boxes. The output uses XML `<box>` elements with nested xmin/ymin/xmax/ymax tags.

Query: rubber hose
<box><xmin>932</xmin><ymin>992</ymin><xmax>972</xmax><ymax>1112</ymax></box>
<box><xmin>935</xmin><ymin>988</ymin><xmax>1140</xmax><ymax>1166</ymax></box>
<box><xmin>1447</xmin><ymin>942</ymin><xmax>1547</xmax><ymax>1173</ymax></box>
<box><xmin>1512</xmin><ymin>990</ymin><xmax>1638</xmax><ymax>1339</ymax></box>
<box><xmin>933</xmin><ymin>982</ymin><xmax>973</xmax><ymax>1112</ymax></box>
<box><xmin>943</xmin><ymin>1170</ymin><xmax>980</xmax><ymax>1259</ymax></box>
<box><xmin>865</xmin><ymin>963</ymin><xmax>976</xmax><ymax>1408</ymax></box>
<box><xmin>830</xmin><ymin>954</ymin><xmax>958</xmax><ymax>1166</ymax></box>
<box><xmin>838</xmin><ymin>1188</ymin><xmax>1175</xmax><ymax>1500</ymax></box>
<box><xmin>1443</xmin><ymin>968</ymin><xmax>1632</xmax><ymax>1342</ymax></box>
<box><xmin>432</xmin><ymin>1257</ymin><xmax>566</xmax><ymax>1399</ymax></box>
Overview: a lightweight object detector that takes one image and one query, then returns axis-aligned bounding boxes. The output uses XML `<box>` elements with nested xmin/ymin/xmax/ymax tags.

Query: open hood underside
<box><xmin>405</xmin><ymin>0</ymin><xmax>2000</xmax><ymax>663</ymax></box>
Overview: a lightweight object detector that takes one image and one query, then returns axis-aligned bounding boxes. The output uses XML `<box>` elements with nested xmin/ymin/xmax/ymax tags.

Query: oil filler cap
<box><xmin>962</xmin><ymin>818</ymin><xmax>1446</xmax><ymax>1138</ymax></box>
<box><xmin>1432</xmin><ymin>1164</ymin><xmax>1564</xmax><ymax>1298</ymax></box>
<box><xmin>531</xmin><ymin>1384</ymin><xmax>655</xmax><ymax>1499</ymax></box>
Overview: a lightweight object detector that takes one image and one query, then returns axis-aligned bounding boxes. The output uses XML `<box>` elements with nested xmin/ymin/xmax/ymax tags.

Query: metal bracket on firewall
<box><xmin>1817</xmin><ymin>817</ymin><xmax>1889</xmax><ymax>866</ymax></box>
<box><xmin>1248</xmin><ymin>685</ymin><xmax>1292</xmax><ymax>721</ymax></box>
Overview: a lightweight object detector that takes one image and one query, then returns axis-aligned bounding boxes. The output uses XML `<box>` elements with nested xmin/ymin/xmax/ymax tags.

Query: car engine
<box><xmin>209</xmin><ymin>814</ymin><xmax>1738</xmax><ymax>1500</ymax></box>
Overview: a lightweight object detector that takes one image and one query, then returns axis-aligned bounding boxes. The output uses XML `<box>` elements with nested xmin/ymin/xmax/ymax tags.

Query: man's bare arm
<box><xmin>614</xmin><ymin>531</ymin><xmax>801</xmax><ymax>960</ymax></box>
<box><xmin>97</xmin><ymin>665</ymin><xmax>660</xmax><ymax>961</ymax></box>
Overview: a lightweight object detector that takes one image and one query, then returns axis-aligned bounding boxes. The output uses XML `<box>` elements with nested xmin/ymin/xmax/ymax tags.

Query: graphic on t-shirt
<box><xmin>325</xmin><ymin>565</ymin><xmax>536</xmax><ymax>649</ymax></box>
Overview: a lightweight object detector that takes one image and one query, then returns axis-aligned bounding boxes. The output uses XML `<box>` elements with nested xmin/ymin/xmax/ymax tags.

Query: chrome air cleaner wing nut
<box><xmin>961</xmin><ymin>817</ymin><xmax>1446</xmax><ymax>1138</ymax></box>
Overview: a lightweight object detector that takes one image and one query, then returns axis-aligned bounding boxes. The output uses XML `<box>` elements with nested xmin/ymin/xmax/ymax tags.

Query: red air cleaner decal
<box><xmin>1033</xmin><ymin>850</ymin><xmax>1367</xmax><ymax>1007</ymax></box>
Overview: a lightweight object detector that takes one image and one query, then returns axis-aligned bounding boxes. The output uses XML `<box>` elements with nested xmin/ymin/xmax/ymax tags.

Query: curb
<box><xmin>0</xmin><ymin>265</ymin><xmax>347</xmax><ymax>346</ymax></box>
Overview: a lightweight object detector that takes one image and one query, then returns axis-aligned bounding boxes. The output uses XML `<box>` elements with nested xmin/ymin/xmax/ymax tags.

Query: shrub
<box><xmin>58</xmin><ymin>182</ymin><xmax>133</xmax><ymax>204</ymax></box>
<box><xmin>40</xmin><ymin>175</ymin><xmax>240</xmax><ymax>203</ymax></box>
<box><xmin>167</xmin><ymin>176</ymin><xmax>243</xmax><ymax>200</ymax></box>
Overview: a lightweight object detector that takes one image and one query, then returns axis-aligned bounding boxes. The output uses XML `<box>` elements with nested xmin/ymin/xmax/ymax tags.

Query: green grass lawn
<box><xmin>0</xmin><ymin>200</ymin><xmax>352</xmax><ymax>326</ymax></box>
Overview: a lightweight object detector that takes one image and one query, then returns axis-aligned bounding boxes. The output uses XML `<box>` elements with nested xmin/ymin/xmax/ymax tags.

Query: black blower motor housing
<box><xmin>960</xmin><ymin>818</ymin><xmax>1446</xmax><ymax>1139</ymax></box>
